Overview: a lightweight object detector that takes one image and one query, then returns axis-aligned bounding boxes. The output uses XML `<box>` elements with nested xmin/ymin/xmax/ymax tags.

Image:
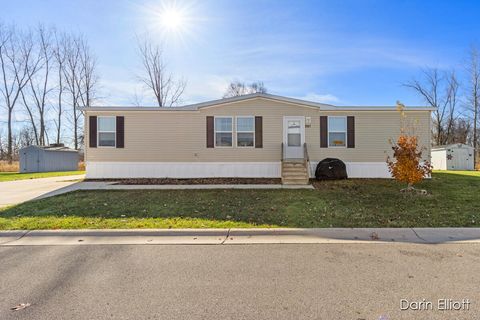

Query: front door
<box><xmin>283</xmin><ymin>116</ymin><xmax>305</xmax><ymax>159</ymax></box>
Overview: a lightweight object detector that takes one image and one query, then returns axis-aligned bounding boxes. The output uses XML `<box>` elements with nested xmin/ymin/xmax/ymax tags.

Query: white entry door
<box><xmin>283</xmin><ymin>116</ymin><xmax>305</xmax><ymax>159</ymax></box>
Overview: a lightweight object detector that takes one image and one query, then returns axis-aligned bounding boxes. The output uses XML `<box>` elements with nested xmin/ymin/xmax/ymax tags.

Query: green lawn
<box><xmin>0</xmin><ymin>171</ymin><xmax>479</xmax><ymax>230</ymax></box>
<box><xmin>0</xmin><ymin>171</ymin><xmax>85</xmax><ymax>182</ymax></box>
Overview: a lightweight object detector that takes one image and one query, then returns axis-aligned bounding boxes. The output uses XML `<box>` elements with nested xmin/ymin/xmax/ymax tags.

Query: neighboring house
<box><xmin>82</xmin><ymin>93</ymin><xmax>433</xmax><ymax>184</ymax></box>
<box><xmin>431</xmin><ymin>143</ymin><xmax>474</xmax><ymax>171</ymax></box>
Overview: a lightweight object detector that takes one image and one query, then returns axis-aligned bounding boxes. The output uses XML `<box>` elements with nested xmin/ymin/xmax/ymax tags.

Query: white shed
<box><xmin>19</xmin><ymin>145</ymin><xmax>79</xmax><ymax>173</ymax></box>
<box><xmin>431</xmin><ymin>144</ymin><xmax>475</xmax><ymax>170</ymax></box>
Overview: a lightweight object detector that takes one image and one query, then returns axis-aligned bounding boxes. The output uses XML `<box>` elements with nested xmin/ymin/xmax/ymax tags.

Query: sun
<box><xmin>160</xmin><ymin>8</ymin><xmax>185</xmax><ymax>30</ymax></box>
<box><xmin>135</xmin><ymin>1</ymin><xmax>202</xmax><ymax>45</ymax></box>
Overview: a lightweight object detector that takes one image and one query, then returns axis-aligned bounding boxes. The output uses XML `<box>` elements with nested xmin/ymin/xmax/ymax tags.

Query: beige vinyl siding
<box><xmin>85</xmin><ymin>98</ymin><xmax>431</xmax><ymax>163</ymax></box>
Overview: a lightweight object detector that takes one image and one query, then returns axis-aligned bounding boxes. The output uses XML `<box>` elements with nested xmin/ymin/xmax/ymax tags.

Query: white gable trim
<box><xmin>81</xmin><ymin>93</ymin><xmax>436</xmax><ymax>112</ymax></box>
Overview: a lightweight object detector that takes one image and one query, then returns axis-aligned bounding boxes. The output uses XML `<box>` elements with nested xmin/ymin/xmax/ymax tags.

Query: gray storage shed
<box><xmin>19</xmin><ymin>145</ymin><xmax>79</xmax><ymax>173</ymax></box>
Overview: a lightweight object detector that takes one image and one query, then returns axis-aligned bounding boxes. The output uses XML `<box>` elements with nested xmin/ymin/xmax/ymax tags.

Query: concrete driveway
<box><xmin>0</xmin><ymin>175</ymin><xmax>85</xmax><ymax>208</ymax></box>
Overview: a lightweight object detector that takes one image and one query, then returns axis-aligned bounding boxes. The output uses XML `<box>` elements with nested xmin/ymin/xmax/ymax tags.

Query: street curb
<box><xmin>2</xmin><ymin>228</ymin><xmax>480</xmax><ymax>245</ymax></box>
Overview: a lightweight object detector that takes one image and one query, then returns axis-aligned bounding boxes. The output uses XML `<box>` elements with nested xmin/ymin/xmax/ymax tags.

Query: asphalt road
<box><xmin>1</xmin><ymin>243</ymin><xmax>479</xmax><ymax>320</ymax></box>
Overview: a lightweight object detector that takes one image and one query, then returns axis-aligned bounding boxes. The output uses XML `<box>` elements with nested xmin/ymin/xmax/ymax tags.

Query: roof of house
<box><xmin>81</xmin><ymin>93</ymin><xmax>436</xmax><ymax>112</ymax></box>
<box><xmin>432</xmin><ymin>143</ymin><xmax>475</xmax><ymax>151</ymax></box>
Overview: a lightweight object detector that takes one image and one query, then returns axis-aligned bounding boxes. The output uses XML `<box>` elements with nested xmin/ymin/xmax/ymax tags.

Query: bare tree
<box><xmin>404</xmin><ymin>68</ymin><xmax>458</xmax><ymax>146</ymax></box>
<box><xmin>21</xmin><ymin>25</ymin><xmax>55</xmax><ymax>146</ymax></box>
<box><xmin>52</xmin><ymin>30</ymin><xmax>66</xmax><ymax>144</ymax></box>
<box><xmin>62</xmin><ymin>34</ymin><xmax>97</xmax><ymax>149</ymax></box>
<box><xmin>223</xmin><ymin>81</ymin><xmax>267</xmax><ymax>98</ymax></box>
<box><xmin>444</xmin><ymin>71</ymin><xmax>460</xmax><ymax>144</ymax></box>
<box><xmin>451</xmin><ymin>117</ymin><xmax>471</xmax><ymax>144</ymax></box>
<box><xmin>137</xmin><ymin>39</ymin><xmax>186</xmax><ymax>107</ymax></box>
<box><xmin>0</xmin><ymin>24</ymin><xmax>40</xmax><ymax>163</ymax></box>
<box><xmin>62</xmin><ymin>35</ymin><xmax>81</xmax><ymax>150</ymax></box>
<box><xmin>0</xmin><ymin>129</ymin><xmax>5</xmax><ymax>159</ymax></box>
<box><xmin>466</xmin><ymin>46</ymin><xmax>480</xmax><ymax>165</ymax></box>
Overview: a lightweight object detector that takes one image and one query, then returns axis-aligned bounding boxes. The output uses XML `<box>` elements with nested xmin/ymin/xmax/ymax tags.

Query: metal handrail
<box><xmin>281</xmin><ymin>142</ymin><xmax>284</xmax><ymax>161</ymax></box>
<box><xmin>303</xmin><ymin>143</ymin><xmax>309</xmax><ymax>162</ymax></box>
<box><xmin>303</xmin><ymin>143</ymin><xmax>310</xmax><ymax>178</ymax></box>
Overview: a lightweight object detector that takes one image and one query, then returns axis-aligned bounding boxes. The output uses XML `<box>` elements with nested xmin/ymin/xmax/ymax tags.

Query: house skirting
<box><xmin>86</xmin><ymin>161</ymin><xmax>392</xmax><ymax>179</ymax></box>
<box><xmin>309</xmin><ymin>161</ymin><xmax>391</xmax><ymax>178</ymax></box>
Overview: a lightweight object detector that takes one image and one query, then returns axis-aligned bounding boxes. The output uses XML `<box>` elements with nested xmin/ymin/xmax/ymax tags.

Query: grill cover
<box><xmin>315</xmin><ymin>158</ymin><xmax>348</xmax><ymax>180</ymax></box>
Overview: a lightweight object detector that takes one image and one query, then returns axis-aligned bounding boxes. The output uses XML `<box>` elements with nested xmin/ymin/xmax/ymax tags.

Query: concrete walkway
<box><xmin>35</xmin><ymin>181</ymin><xmax>313</xmax><ymax>200</ymax></box>
<box><xmin>0</xmin><ymin>176</ymin><xmax>313</xmax><ymax>207</ymax></box>
<box><xmin>2</xmin><ymin>228</ymin><xmax>480</xmax><ymax>245</ymax></box>
<box><xmin>0</xmin><ymin>175</ymin><xmax>85</xmax><ymax>207</ymax></box>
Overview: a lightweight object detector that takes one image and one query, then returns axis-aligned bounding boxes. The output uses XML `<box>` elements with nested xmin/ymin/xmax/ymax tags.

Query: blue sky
<box><xmin>2</xmin><ymin>0</ymin><xmax>479</xmax><ymax>106</ymax></box>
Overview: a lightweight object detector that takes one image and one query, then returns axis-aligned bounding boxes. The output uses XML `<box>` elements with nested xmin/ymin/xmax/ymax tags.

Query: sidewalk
<box><xmin>1</xmin><ymin>177</ymin><xmax>313</xmax><ymax>207</ymax></box>
<box><xmin>2</xmin><ymin>228</ymin><xmax>480</xmax><ymax>245</ymax></box>
<box><xmin>35</xmin><ymin>181</ymin><xmax>314</xmax><ymax>200</ymax></box>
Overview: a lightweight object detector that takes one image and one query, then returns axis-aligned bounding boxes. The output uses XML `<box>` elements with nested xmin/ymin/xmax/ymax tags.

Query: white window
<box><xmin>287</xmin><ymin>120</ymin><xmax>301</xmax><ymax>146</ymax></box>
<box><xmin>328</xmin><ymin>116</ymin><xmax>346</xmax><ymax>147</ymax></box>
<box><xmin>98</xmin><ymin>116</ymin><xmax>116</xmax><ymax>147</ymax></box>
<box><xmin>215</xmin><ymin>117</ymin><xmax>233</xmax><ymax>147</ymax></box>
<box><xmin>236</xmin><ymin>117</ymin><xmax>255</xmax><ymax>147</ymax></box>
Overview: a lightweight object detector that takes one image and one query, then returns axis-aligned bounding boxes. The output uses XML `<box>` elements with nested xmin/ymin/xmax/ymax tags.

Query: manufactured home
<box><xmin>83</xmin><ymin>93</ymin><xmax>433</xmax><ymax>184</ymax></box>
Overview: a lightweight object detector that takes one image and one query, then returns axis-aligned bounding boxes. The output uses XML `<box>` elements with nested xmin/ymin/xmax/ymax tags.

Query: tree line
<box><xmin>0</xmin><ymin>23</ymin><xmax>97</xmax><ymax>163</ymax></box>
<box><xmin>404</xmin><ymin>47</ymin><xmax>480</xmax><ymax>164</ymax></box>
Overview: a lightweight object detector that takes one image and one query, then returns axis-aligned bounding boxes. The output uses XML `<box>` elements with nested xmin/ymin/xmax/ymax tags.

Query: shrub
<box><xmin>386</xmin><ymin>102</ymin><xmax>432</xmax><ymax>191</ymax></box>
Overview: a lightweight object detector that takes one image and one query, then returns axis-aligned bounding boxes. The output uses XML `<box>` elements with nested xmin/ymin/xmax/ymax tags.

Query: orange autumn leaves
<box><xmin>387</xmin><ymin>102</ymin><xmax>433</xmax><ymax>189</ymax></box>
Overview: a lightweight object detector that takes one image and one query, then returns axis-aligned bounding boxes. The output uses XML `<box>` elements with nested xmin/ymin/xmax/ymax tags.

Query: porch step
<box><xmin>282</xmin><ymin>177</ymin><xmax>310</xmax><ymax>185</ymax></box>
<box><xmin>282</xmin><ymin>170</ymin><xmax>307</xmax><ymax>177</ymax></box>
<box><xmin>281</xmin><ymin>161</ymin><xmax>309</xmax><ymax>185</ymax></box>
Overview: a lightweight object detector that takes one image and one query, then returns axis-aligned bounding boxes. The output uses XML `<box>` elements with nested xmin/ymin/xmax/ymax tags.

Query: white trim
<box><xmin>97</xmin><ymin>116</ymin><xmax>116</xmax><ymax>148</ymax></box>
<box><xmin>214</xmin><ymin>116</ymin><xmax>233</xmax><ymax>148</ymax></box>
<box><xmin>327</xmin><ymin>116</ymin><xmax>347</xmax><ymax>148</ymax></box>
<box><xmin>81</xmin><ymin>93</ymin><xmax>435</xmax><ymax>112</ymax></box>
<box><xmin>235</xmin><ymin>116</ymin><xmax>255</xmax><ymax>148</ymax></box>
<box><xmin>432</xmin><ymin>143</ymin><xmax>475</xmax><ymax>151</ymax></box>
<box><xmin>86</xmin><ymin>162</ymin><xmax>281</xmax><ymax>179</ymax></box>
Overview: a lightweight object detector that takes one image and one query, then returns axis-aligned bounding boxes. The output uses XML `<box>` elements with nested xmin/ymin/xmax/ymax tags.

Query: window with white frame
<box><xmin>328</xmin><ymin>116</ymin><xmax>347</xmax><ymax>147</ymax></box>
<box><xmin>215</xmin><ymin>117</ymin><xmax>233</xmax><ymax>147</ymax></box>
<box><xmin>236</xmin><ymin>117</ymin><xmax>255</xmax><ymax>147</ymax></box>
<box><xmin>98</xmin><ymin>116</ymin><xmax>116</xmax><ymax>147</ymax></box>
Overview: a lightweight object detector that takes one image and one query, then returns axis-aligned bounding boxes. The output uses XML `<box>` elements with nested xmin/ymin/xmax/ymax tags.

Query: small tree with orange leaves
<box><xmin>386</xmin><ymin>102</ymin><xmax>432</xmax><ymax>192</ymax></box>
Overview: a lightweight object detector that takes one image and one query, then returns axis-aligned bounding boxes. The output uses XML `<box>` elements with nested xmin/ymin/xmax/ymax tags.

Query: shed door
<box><xmin>448</xmin><ymin>148</ymin><xmax>473</xmax><ymax>170</ymax></box>
<box><xmin>453</xmin><ymin>148</ymin><xmax>473</xmax><ymax>170</ymax></box>
<box><xmin>24</xmin><ymin>148</ymin><xmax>40</xmax><ymax>173</ymax></box>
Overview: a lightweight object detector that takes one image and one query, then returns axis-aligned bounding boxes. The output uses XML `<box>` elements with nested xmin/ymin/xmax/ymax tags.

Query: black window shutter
<box><xmin>255</xmin><ymin>116</ymin><xmax>263</xmax><ymax>148</ymax></box>
<box><xmin>347</xmin><ymin>116</ymin><xmax>355</xmax><ymax>148</ymax></box>
<box><xmin>89</xmin><ymin>116</ymin><xmax>97</xmax><ymax>148</ymax></box>
<box><xmin>116</xmin><ymin>116</ymin><xmax>125</xmax><ymax>148</ymax></box>
<box><xmin>320</xmin><ymin>116</ymin><xmax>328</xmax><ymax>148</ymax></box>
<box><xmin>206</xmin><ymin>116</ymin><xmax>214</xmax><ymax>148</ymax></box>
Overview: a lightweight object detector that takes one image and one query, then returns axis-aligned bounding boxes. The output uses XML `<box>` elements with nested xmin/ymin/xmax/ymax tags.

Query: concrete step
<box><xmin>282</xmin><ymin>168</ymin><xmax>307</xmax><ymax>174</ymax></box>
<box><xmin>282</xmin><ymin>171</ymin><xmax>308</xmax><ymax>177</ymax></box>
<box><xmin>282</xmin><ymin>178</ymin><xmax>310</xmax><ymax>185</ymax></box>
<box><xmin>282</xmin><ymin>165</ymin><xmax>307</xmax><ymax>170</ymax></box>
<box><xmin>282</xmin><ymin>160</ymin><xmax>309</xmax><ymax>185</ymax></box>
<box><xmin>282</xmin><ymin>162</ymin><xmax>305</xmax><ymax>167</ymax></box>
<box><xmin>281</xmin><ymin>160</ymin><xmax>309</xmax><ymax>185</ymax></box>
